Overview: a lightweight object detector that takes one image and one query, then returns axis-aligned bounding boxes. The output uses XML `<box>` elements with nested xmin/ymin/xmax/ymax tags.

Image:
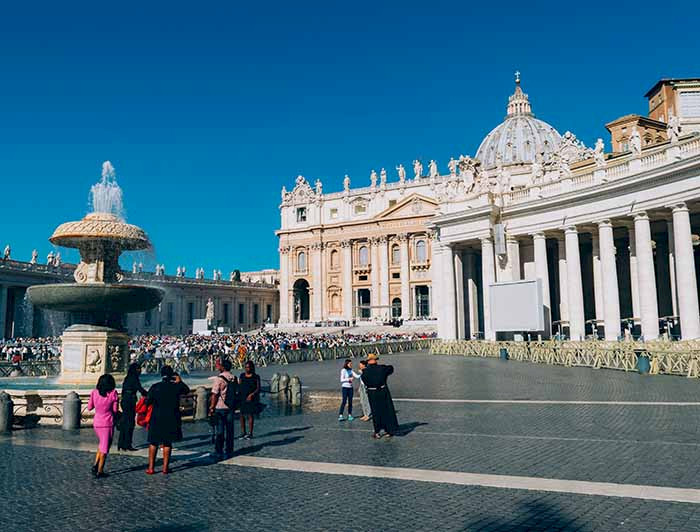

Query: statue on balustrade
<box><xmin>667</xmin><ymin>114</ymin><xmax>681</xmax><ymax>144</ymax></box>
<box><xmin>30</xmin><ymin>249</ymin><xmax>38</xmax><ymax>264</ymax></box>
<box><xmin>413</xmin><ymin>159</ymin><xmax>423</xmax><ymax>179</ymax></box>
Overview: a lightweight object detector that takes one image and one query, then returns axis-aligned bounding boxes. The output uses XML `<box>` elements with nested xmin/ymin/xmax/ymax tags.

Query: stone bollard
<box><xmin>0</xmin><ymin>391</ymin><xmax>14</xmax><ymax>433</ymax></box>
<box><xmin>194</xmin><ymin>386</ymin><xmax>209</xmax><ymax>420</ymax></box>
<box><xmin>278</xmin><ymin>373</ymin><xmax>290</xmax><ymax>403</ymax></box>
<box><xmin>270</xmin><ymin>373</ymin><xmax>280</xmax><ymax>398</ymax></box>
<box><xmin>62</xmin><ymin>391</ymin><xmax>82</xmax><ymax>430</ymax></box>
<box><xmin>290</xmin><ymin>376</ymin><xmax>302</xmax><ymax>407</ymax></box>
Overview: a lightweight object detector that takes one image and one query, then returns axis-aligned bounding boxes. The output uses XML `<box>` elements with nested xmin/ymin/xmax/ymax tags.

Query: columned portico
<box><xmin>341</xmin><ymin>240</ymin><xmax>353</xmax><ymax>321</ymax></box>
<box><xmin>564</xmin><ymin>226</ymin><xmax>585</xmax><ymax>340</ymax></box>
<box><xmin>532</xmin><ymin>232</ymin><xmax>551</xmax><ymax>335</ymax></box>
<box><xmin>598</xmin><ymin>220</ymin><xmax>621</xmax><ymax>341</ymax></box>
<box><xmin>0</xmin><ymin>284</ymin><xmax>7</xmax><ymax>339</ymax></box>
<box><xmin>481</xmin><ymin>237</ymin><xmax>496</xmax><ymax>341</ymax></box>
<box><xmin>591</xmin><ymin>231</ymin><xmax>603</xmax><ymax>329</ymax></box>
<box><xmin>671</xmin><ymin>203</ymin><xmax>700</xmax><ymax>339</ymax></box>
<box><xmin>378</xmin><ymin>236</ymin><xmax>390</xmax><ymax>319</ymax></box>
<box><xmin>633</xmin><ymin>212</ymin><xmax>659</xmax><ymax>340</ymax></box>
<box><xmin>464</xmin><ymin>250</ymin><xmax>480</xmax><ymax>339</ymax></box>
<box><xmin>370</xmin><ymin>238</ymin><xmax>380</xmax><ymax>319</ymax></box>
<box><xmin>436</xmin><ymin>243</ymin><xmax>457</xmax><ymax>340</ymax></box>
<box><xmin>310</xmin><ymin>242</ymin><xmax>323</xmax><ymax>321</ymax></box>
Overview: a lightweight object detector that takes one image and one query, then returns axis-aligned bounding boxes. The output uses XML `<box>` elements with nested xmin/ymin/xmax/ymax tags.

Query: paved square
<box><xmin>3</xmin><ymin>352</ymin><xmax>700</xmax><ymax>531</ymax></box>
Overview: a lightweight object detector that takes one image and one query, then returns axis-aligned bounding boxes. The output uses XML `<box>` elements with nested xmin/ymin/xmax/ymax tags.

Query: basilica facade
<box><xmin>278</xmin><ymin>76</ymin><xmax>700</xmax><ymax>341</ymax></box>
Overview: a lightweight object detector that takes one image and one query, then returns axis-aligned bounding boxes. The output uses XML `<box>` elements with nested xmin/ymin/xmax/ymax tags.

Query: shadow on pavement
<box><xmin>463</xmin><ymin>500</ymin><xmax>584</xmax><ymax>532</ymax></box>
<box><xmin>256</xmin><ymin>425</ymin><xmax>312</xmax><ymax>438</ymax></box>
<box><xmin>234</xmin><ymin>435</ymin><xmax>304</xmax><ymax>456</ymax></box>
<box><xmin>133</xmin><ymin>523</ymin><xmax>209</xmax><ymax>532</ymax></box>
<box><xmin>397</xmin><ymin>421</ymin><xmax>428</xmax><ymax>436</ymax></box>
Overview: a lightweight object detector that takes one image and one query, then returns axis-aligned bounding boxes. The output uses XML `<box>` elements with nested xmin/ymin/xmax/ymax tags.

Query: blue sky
<box><xmin>0</xmin><ymin>0</ymin><xmax>698</xmax><ymax>274</ymax></box>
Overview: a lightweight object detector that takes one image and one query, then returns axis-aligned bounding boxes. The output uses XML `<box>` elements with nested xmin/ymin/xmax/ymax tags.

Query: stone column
<box><xmin>627</xmin><ymin>226</ymin><xmax>641</xmax><ymax>322</ymax></box>
<box><xmin>464</xmin><ymin>250</ymin><xmax>479</xmax><ymax>339</ymax></box>
<box><xmin>672</xmin><ymin>204</ymin><xmax>700</xmax><ymax>339</ymax></box>
<box><xmin>532</xmin><ymin>232</ymin><xmax>551</xmax><ymax>336</ymax></box>
<box><xmin>506</xmin><ymin>236</ymin><xmax>521</xmax><ymax>281</ymax></box>
<box><xmin>634</xmin><ymin>212</ymin><xmax>659</xmax><ymax>340</ymax></box>
<box><xmin>564</xmin><ymin>226</ymin><xmax>585</xmax><ymax>340</ymax></box>
<box><xmin>370</xmin><ymin>238</ymin><xmax>380</xmax><ymax>318</ymax></box>
<box><xmin>591</xmin><ymin>231</ymin><xmax>604</xmax><ymax>326</ymax></box>
<box><xmin>667</xmin><ymin>220</ymin><xmax>679</xmax><ymax>318</ymax></box>
<box><xmin>399</xmin><ymin>233</ymin><xmax>410</xmax><ymax>318</ymax></box>
<box><xmin>437</xmin><ymin>243</ymin><xmax>457</xmax><ymax>340</ymax></box>
<box><xmin>378</xmin><ymin>236</ymin><xmax>390</xmax><ymax>320</ymax></box>
<box><xmin>278</xmin><ymin>247</ymin><xmax>290</xmax><ymax>324</ymax></box>
<box><xmin>556</xmin><ymin>235</ymin><xmax>569</xmax><ymax>325</ymax></box>
<box><xmin>341</xmin><ymin>240</ymin><xmax>353</xmax><ymax>321</ymax></box>
<box><xmin>598</xmin><ymin>220</ymin><xmax>621</xmax><ymax>341</ymax></box>
<box><xmin>481</xmin><ymin>237</ymin><xmax>496</xmax><ymax>340</ymax></box>
<box><xmin>310</xmin><ymin>242</ymin><xmax>323</xmax><ymax>321</ymax></box>
<box><xmin>454</xmin><ymin>251</ymin><xmax>466</xmax><ymax>339</ymax></box>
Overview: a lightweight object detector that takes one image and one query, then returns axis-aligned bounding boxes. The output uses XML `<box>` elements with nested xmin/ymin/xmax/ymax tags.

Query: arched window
<box><xmin>297</xmin><ymin>251</ymin><xmax>306</xmax><ymax>272</ymax></box>
<box><xmin>359</xmin><ymin>245</ymin><xmax>369</xmax><ymax>266</ymax></box>
<box><xmin>391</xmin><ymin>244</ymin><xmax>400</xmax><ymax>265</ymax></box>
<box><xmin>416</xmin><ymin>240</ymin><xmax>427</xmax><ymax>262</ymax></box>
<box><xmin>330</xmin><ymin>249</ymin><xmax>339</xmax><ymax>270</ymax></box>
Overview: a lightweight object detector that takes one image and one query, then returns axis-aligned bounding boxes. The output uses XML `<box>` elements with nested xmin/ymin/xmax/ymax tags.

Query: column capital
<box><xmin>378</xmin><ymin>235</ymin><xmax>389</xmax><ymax>245</ymax></box>
<box><xmin>279</xmin><ymin>246</ymin><xmax>291</xmax><ymax>255</ymax></box>
<box><xmin>505</xmin><ymin>235</ymin><xmax>520</xmax><ymax>244</ymax></box>
<box><xmin>597</xmin><ymin>219</ymin><xmax>614</xmax><ymax>229</ymax></box>
<box><xmin>531</xmin><ymin>231</ymin><xmax>547</xmax><ymax>240</ymax></box>
<box><xmin>340</xmin><ymin>239</ymin><xmax>352</xmax><ymax>248</ymax></box>
<box><xmin>671</xmin><ymin>202</ymin><xmax>689</xmax><ymax>214</ymax></box>
<box><xmin>309</xmin><ymin>242</ymin><xmax>323</xmax><ymax>251</ymax></box>
<box><xmin>368</xmin><ymin>236</ymin><xmax>380</xmax><ymax>246</ymax></box>
<box><xmin>397</xmin><ymin>232</ymin><xmax>409</xmax><ymax>242</ymax></box>
<box><xmin>563</xmin><ymin>225</ymin><xmax>579</xmax><ymax>235</ymax></box>
<box><xmin>479</xmin><ymin>235</ymin><xmax>493</xmax><ymax>244</ymax></box>
<box><xmin>632</xmin><ymin>211</ymin><xmax>650</xmax><ymax>221</ymax></box>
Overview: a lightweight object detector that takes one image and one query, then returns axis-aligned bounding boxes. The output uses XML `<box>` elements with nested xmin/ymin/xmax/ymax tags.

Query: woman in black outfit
<box><xmin>238</xmin><ymin>360</ymin><xmax>261</xmax><ymax>439</ymax></box>
<box><xmin>145</xmin><ymin>365</ymin><xmax>190</xmax><ymax>475</ymax></box>
<box><xmin>118</xmin><ymin>363</ymin><xmax>147</xmax><ymax>451</ymax></box>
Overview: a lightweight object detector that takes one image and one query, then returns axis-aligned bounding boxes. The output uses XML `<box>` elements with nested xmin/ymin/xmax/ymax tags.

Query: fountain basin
<box><xmin>28</xmin><ymin>283</ymin><xmax>164</xmax><ymax>314</ymax></box>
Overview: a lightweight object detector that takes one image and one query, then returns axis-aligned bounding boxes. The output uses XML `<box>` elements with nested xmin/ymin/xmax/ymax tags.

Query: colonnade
<box><xmin>437</xmin><ymin>203</ymin><xmax>700</xmax><ymax>342</ymax></box>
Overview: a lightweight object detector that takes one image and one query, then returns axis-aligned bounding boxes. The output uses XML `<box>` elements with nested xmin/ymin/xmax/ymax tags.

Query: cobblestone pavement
<box><xmin>2</xmin><ymin>352</ymin><xmax>700</xmax><ymax>531</ymax></box>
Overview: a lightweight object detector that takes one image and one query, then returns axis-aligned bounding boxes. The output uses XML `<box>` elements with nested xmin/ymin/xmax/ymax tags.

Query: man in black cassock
<box><xmin>360</xmin><ymin>353</ymin><xmax>399</xmax><ymax>439</ymax></box>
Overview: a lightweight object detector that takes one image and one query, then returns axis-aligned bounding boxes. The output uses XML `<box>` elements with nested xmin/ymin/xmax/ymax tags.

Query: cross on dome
<box><xmin>515</xmin><ymin>70</ymin><xmax>521</xmax><ymax>84</ymax></box>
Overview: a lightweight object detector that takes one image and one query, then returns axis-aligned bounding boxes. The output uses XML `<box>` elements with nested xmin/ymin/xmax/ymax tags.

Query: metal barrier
<box><xmin>0</xmin><ymin>360</ymin><xmax>61</xmax><ymax>377</ymax></box>
<box><xmin>430</xmin><ymin>340</ymin><xmax>700</xmax><ymax>377</ymax></box>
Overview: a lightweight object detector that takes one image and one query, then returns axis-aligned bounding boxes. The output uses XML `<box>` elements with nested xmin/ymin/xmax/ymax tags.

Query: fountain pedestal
<box><xmin>59</xmin><ymin>325</ymin><xmax>129</xmax><ymax>384</ymax></box>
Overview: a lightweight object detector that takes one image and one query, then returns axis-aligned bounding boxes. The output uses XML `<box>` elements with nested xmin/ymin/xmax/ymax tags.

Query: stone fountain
<box><xmin>28</xmin><ymin>162</ymin><xmax>163</xmax><ymax>383</ymax></box>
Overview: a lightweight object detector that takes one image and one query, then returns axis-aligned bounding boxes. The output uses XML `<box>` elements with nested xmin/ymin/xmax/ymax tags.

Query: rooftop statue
<box><xmin>413</xmin><ymin>159</ymin><xmax>423</xmax><ymax>179</ymax></box>
<box><xmin>396</xmin><ymin>164</ymin><xmax>406</xmax><ymax>183</ymax></box>
<box><xmin>667</xmin><ymin>114</ymin><xmax>681</xmax><ymax>143</ymax></box>
<box><xmin>30</xmin><ymin>249</ymin><xmax>38</xmax><ymax>264</ymax></box>
<box><xmin>3</xmin><ymin>245</ymin><xmax>10</xmax><ymax>260</ymax></box>
<box><xmin>629</xmin><ymin>126</ymin><xmax>642</xmax><ymax>156</ymax></box>
<box><xmin>370</xmin><ymin>169</ymin><xmax>378</xmax><ymax>188</ymax></box>
<box><xmin>594</xmin><ymin>138</ymin><xmax>605</xmax><ymax>168</ymax></box>
<box><xmin>448</xmin><ymin>157</ymin><xmax>457</xmax><ymax>176</ymax></box>
<box><xmin>429</xmin><ymin>160</ymin><xmax>439</xmax><ymax>178</ymax></box>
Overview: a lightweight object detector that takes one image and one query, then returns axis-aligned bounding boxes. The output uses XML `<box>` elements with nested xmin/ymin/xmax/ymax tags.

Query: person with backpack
<box><xmin>209</xmin><ymin>359</ymin><xmax>237</xmax><ymax>460</ymax></box>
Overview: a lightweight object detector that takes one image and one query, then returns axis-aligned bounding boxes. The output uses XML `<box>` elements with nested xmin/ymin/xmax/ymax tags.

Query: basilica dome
<box><xmin>475</xmin><ymin>78</ymin><xmax>562</xmax><ymax>169</ymax></box>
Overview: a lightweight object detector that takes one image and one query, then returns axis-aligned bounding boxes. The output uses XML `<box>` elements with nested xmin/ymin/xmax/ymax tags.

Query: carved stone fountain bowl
<box><xmin>49</xmin><ymin>212</ymin><xmax>150</xmax><ymax>251</ymax></box>
<box><xmin>27</xmin><ymin>283</ymin><xmax>164</xmax><ymax>313</ymax></box>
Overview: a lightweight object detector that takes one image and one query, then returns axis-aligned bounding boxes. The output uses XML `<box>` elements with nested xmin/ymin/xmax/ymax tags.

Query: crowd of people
<box><xmin>128</xmin><ymin>330</ymin><xmax>433</xmax><ymax>366</ymax></box>
<box><xmin>0</xmin><ymin>337</ymin><xmax>60</xmax><ymax>363</ymax></box>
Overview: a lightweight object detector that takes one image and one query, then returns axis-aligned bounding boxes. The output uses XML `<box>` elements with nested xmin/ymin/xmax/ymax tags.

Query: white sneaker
<box><xmin>338</xmin><ymin>415</ymin><xmax>344</xmax><ymax>421</ymax></box>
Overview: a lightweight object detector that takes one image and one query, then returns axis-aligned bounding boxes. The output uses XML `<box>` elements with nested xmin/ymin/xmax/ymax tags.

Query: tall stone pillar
<box><xmin>310</xmin><ymin>242</ymin><xmax>323</xmax><ymax>322</ymax></box>
<box><xmin>454</xmin><ymin>251</ymin><xmax>466</xmax><ymax>339</ymax></box>
<box><xmin>278</xmin><ymin>246</ymin><xmax>290</xmax><ymax>324</ymax></box>
<box><xmin>481</xmin><ymin>237</ymin><xmax>496</xmax><ymax>340</ymax></box>
<box><xmin>598</xmin><ymin>220</ymin><xmax>621</xmax><ymax>341</ymax></box>
<box><xmin>370</xmin><ymin>238</ymin><xmax>380</xmax><ymax>319</ymax></box>
<box><xmin>667</xmin><ymin>220</ymin><xmax>679</xmax><ymax>318</ymax></box>
<box><xmin>506</xmin><ymin>236</ymin><xmax>521</xmax><ymax>281</ymax></box>
<box><xmin>627</xmin><ymin>226</ymin><xmax>641</xmax><ymax>322</ymax></box>
<box><xmin>556</xmin><ymin>235</ymin><xmax>569</xmax><ymax>326</ymax></box>
<box><xmin>378</xmin><ymin>236</ymin><xmax>390</xmax><ymax>320</ymax></box>
<box><xmin>532</xmin><ymin>232</ymin><xmax>551</xmax><ymax>336</ymax></box>
<box><xmin>564</xmin><ymin>227</ymin><xmax>585</xmax><ymax>340</ymax></box>
<box><xmin>672</xmin><ymin>204</ymin><xmax>700</xmax><ymax>339</ymax></box>
<box><xmin>341</xmin><ymin>240</ymin><xmax>353</xmax><ymax>321</ymax></box>
<box><xmin>634</xmin><ymin>212</ymin><xmax>659</xmax><ymax>340</ymax></box>
<box><xmin>464</xmin><ymin>250</ymin><xmax>479</xmax><ymax>339</ymax></box>
<box><xmin>399</xmin><ymin>233</ymin><xmax>410</xmax><ymax>318</ymax></box>
<box><xmin>591</xmin><ymin>231</ymin><xmax>604</xmax><ymax>326</ymax></box>
<box><xmin>437</xmin><ymin>243</ymin><xmax>457</xmax><ymax>340</ymax></box>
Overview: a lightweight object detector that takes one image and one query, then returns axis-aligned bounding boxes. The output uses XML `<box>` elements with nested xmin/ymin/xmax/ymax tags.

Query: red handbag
<box><xmin>135</xmin><ymin>397</ymin><xmax>153</xmax><ymax>428</ymax></box>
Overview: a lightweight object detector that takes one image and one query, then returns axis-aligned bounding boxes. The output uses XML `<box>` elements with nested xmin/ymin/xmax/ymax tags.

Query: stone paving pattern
<box><xmin>2</xmin><ymin>352</ymin><xmax>700</xmax><ymax>531</ymax></box>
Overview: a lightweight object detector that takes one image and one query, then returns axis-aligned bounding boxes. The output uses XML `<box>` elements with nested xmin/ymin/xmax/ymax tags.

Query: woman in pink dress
<box><xmin>87</xmin><ymin>374</ymin><xmax>119</xmax><ymax>478</ymax></box>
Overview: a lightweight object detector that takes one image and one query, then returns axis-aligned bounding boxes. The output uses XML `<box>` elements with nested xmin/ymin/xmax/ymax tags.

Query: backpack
<box><xmin>219</xmin><ymin>375</ymin><xmax>238</xmax><ymax>410</ymax></box>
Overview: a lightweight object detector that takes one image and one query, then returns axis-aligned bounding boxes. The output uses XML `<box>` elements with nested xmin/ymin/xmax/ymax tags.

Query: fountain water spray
<box><xmin>90</xmin><ymin>160</ymin><xmax>125</xmax><ymax>220</ymax></box>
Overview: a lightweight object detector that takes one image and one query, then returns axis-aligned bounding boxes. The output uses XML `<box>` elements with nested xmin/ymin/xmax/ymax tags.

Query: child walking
<box><xmin>338</xmin><ymin>359</ymin><xmax>354</xmax><ymax>421</ymax></box>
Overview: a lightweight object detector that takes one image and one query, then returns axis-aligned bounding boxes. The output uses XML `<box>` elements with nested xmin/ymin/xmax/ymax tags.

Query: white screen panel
<box><xmin>489</xmin><ymin>279</ymin><xmax>544</xmax><ymax>332</ymax></box>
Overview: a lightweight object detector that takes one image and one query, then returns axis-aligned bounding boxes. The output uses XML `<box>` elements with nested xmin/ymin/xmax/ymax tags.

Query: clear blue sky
<box><xmin>1</xmin><ymin>0</ymin><xmax>698</xmax><ymax>274</ymax></box>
